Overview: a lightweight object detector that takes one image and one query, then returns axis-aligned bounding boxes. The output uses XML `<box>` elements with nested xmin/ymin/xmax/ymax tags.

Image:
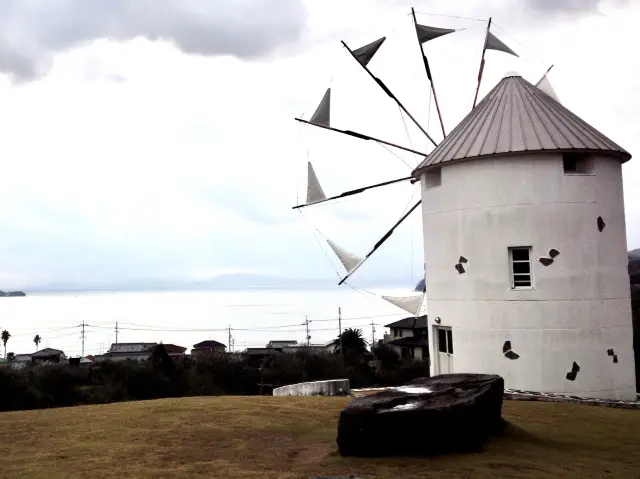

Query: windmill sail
<box><xmin>338</xmin><ymin>200</ymin><xmax>422</xmax><ymax>286</ymax></box>
<box><xmin>293</xmin><ymin>175</ymin><xmax>412</xmax><ymax>210</ymax></box>
<box><xmin>327</xmin><ymin>239</ymin><xmax>362</xmax><ymax>273</ymax></box>
<box><xmin>343</xmin><ymin>35</ymin><xmax>437</xmax><ymax>146</ymax></box>
<box><xmin>306</xmin><ymin>162</ymin><xmax>326</xmax><ymax>204</ymax></box>
<box><xmin>352</xmin><ymin>37</ymin><xmax>386</xmax><ymax>66</ymax></box>
<box><xmin>473</xmin><ymin>19</ymin><xmax>519</xmax><ymax>108</ymax></box>
<box><xmin>485</xmin><ymin>31</ymin><xmax>519</xmax><ymax>57</ymax></box>
<box><xmin>382</xmin><ymin>293</ymin><xmax>425</xmax><ymax>316</ymax></box>
<box><xmin>535</xmin><ymin>75</ymin><xmax>560</xmax><ymax>102</ymax></box>
<box><xmin>411</xmin><ymin>9</ymin><xmax>455</xmax><ymax>138</ymax></box>
<box><xmin>309</xmin><ymin>88</ymin><xmax>331</xmax><ymax>126</ymax></box>
<box><xmin>415</xmin><ymin>24</ymin><xmax>455</xmax><ymax>44</ymax></box>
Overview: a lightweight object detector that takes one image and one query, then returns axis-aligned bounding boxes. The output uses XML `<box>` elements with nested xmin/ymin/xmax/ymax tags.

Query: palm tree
<box><xmin>1</xmin><ymin>330</ymin><xmax>10</xmax><ymax>359</ymax></box>
<box><xmin>335</xmin><ymin>328</ymin><xmax>368</xmax><ymax>357</ymax></box>
<box><xmin>33</xmin><ymin>334</ymin><xmax>42</xmax><ymax>351</ymax></box>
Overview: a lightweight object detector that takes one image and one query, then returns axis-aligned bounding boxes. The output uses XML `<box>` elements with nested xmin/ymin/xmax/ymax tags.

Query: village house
<box><xmin>266</xmin><ymin>340</ymin><xmax>299</xmax><ymax>350</ymax></box>
<box><xmin>31</xmin><ymin>348</ymin><xmax>67</xmax><ymax>364</ymax></box>
<box><xmin>149</xmin><ymin>343</ymin><xmax>187</xmax><ymax>359</ymax></box>
<box><xmin>383</xmin><ymin>315</ymin><xmax>429</xmax><ymax>362</ymax></box>
<box><xmin>245</xmin><ymin>340</ymin><xmax>335</xmax><ymax>363</ymax></box>
<box><xmin>191</xmin><ymin>340</ymin><xmax>226</xmax><ymax>357</ymax></box>
<box><xmin>94</xmin><ymin>342</ymin><xmax>157</xmax><ymax>362</ymax></box>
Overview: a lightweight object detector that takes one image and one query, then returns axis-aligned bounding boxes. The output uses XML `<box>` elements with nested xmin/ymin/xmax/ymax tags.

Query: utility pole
<box><xmin>338</xmin><ymin>307</ymin><xmax>343</xmax><ymax>356</ymax></box>
<box><xmin>371</xmin><ymin>320</ymin><xmax>376</xmax><ymax>351</ymax></box>
<box><xmin>115</xmin><ymin>321</ymin><xmax>119</xmax><ymax>344</ymax></box>
<box><xmin>228</xmin><ymin>326</ymin><xmax>232</xmax><ymax>353</ymax></box>
<box><xmin>304</xmin><ymin>316</ymin><xmax>311</xmax><ymax>346</ymax></box>
<box><xmin>79</xmin><ymin>321</ymin><xmax>87</xmax><ymax>357</ymax></box>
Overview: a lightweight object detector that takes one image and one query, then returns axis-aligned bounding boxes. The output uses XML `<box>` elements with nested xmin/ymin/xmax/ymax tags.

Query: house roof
<box><xmin>193</xmin><ymin>340</ymin><xmax>226</xmax><ymax>349</ymax></box>
<box><xmin>413</xmin><ymin>73</ymin><xmax>631</xmax><ymax>176</ymax></box>
<box><xmin>388</xmin><ymin>335</ymin><xmax>429</xmax><ymax>347</ymax></box>
<box><xmin>149</xmin><ymin>344</ymin><xmax>187</xmax><ymax>354</ymax></box>
<box><xmin>245</xmin><ymin>348</ymin><xmax>278</xmax><ymax>356</ymax></box>
<box><xmin>267</xmin><ymin>340</ymin><xmax>298</xmax><ymax>345</ymax></box>
<box><xmin>31</xmin><ymin>348</ymin><xmax>64</xmax><ymax>358</ymax></box>
<box><xmin>384</xmin><ymin>315</ymin><xmax>428</xmax><ymax>329</ymax></box>
<box><xmin>108</xmin><ymin>343</ymin><xmax>157</xmax><ymax>353</ymax></box>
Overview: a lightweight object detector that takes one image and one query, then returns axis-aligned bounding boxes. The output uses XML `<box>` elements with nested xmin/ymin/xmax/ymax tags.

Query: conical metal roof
<box><xmin>414</xmin><ymin>74</ymin><xmax>631</xmax><ymax>175</ymax></box>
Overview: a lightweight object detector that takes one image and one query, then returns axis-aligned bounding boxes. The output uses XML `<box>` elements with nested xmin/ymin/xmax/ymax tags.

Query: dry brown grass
<box><xmin>0</xmin><ymin>397</ymin><xmax>638</xmax><ymax>479</ymax></box>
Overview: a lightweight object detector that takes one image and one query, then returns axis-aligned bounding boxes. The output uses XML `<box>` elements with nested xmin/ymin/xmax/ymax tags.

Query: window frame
<box><xmin>436</xmin><ymin>326</ymin><xmax>453</xmax><ymax>355</ymax></box>
<box><xmin>508</xmin><ymin>246</ymin><xmax>534</xmax><ymax>289</ymax></box>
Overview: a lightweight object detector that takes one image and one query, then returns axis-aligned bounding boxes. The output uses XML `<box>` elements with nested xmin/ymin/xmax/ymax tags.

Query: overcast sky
<box><xmin>0</xmin><ymin>0</ymin><xmax>638</xmax><ymax>291</ymax></box>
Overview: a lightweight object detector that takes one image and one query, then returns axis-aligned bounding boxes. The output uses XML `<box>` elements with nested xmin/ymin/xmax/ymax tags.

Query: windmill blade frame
<box><xmin>293</xmin><ymin>175</ymin><xmax>414</xmax><ymax>210</ymax></box>
<box><xmin>295</xmin><ymin>118</ymin><xmax>429</xmax><ymax>157</ymax></box>
<box><xmin>338</xmin><ymin>199</ymin><xmax>422</xmax><ymax>285</ymax></box>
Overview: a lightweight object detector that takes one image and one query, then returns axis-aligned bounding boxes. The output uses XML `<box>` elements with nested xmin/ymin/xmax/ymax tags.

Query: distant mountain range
<box><xmin>0</xmin><ymin>290</ymin><xmax>26</xmax><ymax>297</ymax></box>
<box><xmin>11</xmin><ymin>249</ymin><xmax>640</xmax><ymax>294</ymax></box>
<box><xmin>23</xmin><ymin>273</ymin><xmax>415</xmax><ymax>294</ymax></box>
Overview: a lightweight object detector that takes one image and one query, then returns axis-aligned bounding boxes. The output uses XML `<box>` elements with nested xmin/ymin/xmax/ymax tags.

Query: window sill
<box><xmin>509</xmin><ymin>287</ymin><xmax>536</xmax><ymax>291</ymax></box>
<box><xmin>563</xmin><ymin>172</ymin><xmax>595</xmax><ymax>176</ymax></box>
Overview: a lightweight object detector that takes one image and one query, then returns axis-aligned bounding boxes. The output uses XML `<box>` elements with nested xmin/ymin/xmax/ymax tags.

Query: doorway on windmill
<box><xmin>435</xmin><ymin>326</ymin><xmax>453</xmax><ymax>375</ymax></box>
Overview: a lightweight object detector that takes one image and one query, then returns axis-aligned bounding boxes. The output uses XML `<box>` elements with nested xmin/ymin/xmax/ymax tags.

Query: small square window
<box><xmin>424</xmin><ymin>167</ymin><xmax>442</xmax><ymax>189</ymax></box>
<box><xmin>509</xmin><ymin>246</ymin><xmax>533</xmax><ymax>289</ymax></box>
<box><xmin>563</xmin><ymin>153</ymin><xmax>593</xmax><ymax>174</ymax></box>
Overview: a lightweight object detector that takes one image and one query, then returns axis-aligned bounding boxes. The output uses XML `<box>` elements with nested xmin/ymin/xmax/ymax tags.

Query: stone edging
<box><xmin>504</xmin><ymin>389</ymin><xmax>640</xmax><ymax>409</ymax></box>
<box><xmin>351</xmin><ymin>388</ymin><xmax>640</xmax><ymax>409</ymax></box>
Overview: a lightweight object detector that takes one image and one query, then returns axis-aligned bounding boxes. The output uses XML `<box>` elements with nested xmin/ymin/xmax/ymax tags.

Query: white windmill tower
<box><xmin>294</xmin><ymin>11</ymin><xmax>636</xmax><ymax>400</ymax></box>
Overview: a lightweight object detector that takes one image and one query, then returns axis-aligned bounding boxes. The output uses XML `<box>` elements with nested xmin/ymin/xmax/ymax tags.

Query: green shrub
<box><xmin>0</xmin><ymin>349</ymin><xmax>428</xmax><ymax>412</ymax></box>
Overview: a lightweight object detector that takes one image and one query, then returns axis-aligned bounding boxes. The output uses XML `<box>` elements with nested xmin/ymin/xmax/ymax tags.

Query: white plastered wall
<box><xmin>420</xmin><ymin>153</ymin><xmax>636</xmax><ymax>400</ymax></box>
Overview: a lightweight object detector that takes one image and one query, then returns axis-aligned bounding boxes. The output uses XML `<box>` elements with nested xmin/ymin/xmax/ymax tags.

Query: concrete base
<box><xmin>272</xmin><ymin>379</ymin><xmax>350</xmax><ymax>397</ymax></box>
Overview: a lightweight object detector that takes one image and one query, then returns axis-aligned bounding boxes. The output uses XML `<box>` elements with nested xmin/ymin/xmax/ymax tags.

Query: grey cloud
<box><xmin>525</xmin><ymin>0</ymin><xmax>601</xmax><ymax>11</ymax></box>
<box><xmin>524</xmin><ymin>0</ymin><xmax>630</xmax><ymax>13</ymax></box>
<box><xmin>0</xmin><ymin>0</ymin><xmax>308</xmax><ymax>82</ymax></box>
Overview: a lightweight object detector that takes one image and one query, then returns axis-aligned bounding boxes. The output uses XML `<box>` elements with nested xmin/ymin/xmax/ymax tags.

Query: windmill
<box><xmin>292</xmin><ymin>9</ymin><xmax>555</xmax><ymax>318</ymax></box>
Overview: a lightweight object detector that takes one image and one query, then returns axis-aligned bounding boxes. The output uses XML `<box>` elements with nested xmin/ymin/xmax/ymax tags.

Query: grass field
<box><xmin>0</xmin><ymin>397</ymin><xmax>638</xmax><ymax>479</ymax></box>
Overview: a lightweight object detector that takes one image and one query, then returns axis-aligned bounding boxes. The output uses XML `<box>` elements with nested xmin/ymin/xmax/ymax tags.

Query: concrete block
<box><xmin>273</xmin><ymin>379</ymin><xmax>350</xmax><ymax>397</ymax></box>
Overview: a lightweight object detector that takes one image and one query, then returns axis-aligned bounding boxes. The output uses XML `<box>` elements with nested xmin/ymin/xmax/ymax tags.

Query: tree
<box><xmin>1</xmin><ymin>330</ymin><xmax>10</xmax><ymax>359</ymax></box>
<box><xmin>335</xmin><ymin>328</ymin><xmax>369</xmax><ymax>358</ymax></box>
<box><xmin>33</xmin><ymin>334</ymin><xmax>42</xmax><ymax>351</ymax></box>
<box><xmin>373</xmin><ymin>342</ymin><xmax>401</xmax><ymax>369</ymax></box>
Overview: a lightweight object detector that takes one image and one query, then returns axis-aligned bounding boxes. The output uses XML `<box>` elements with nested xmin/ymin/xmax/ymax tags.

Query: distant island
<box><xmin>0</xmin><ymin>291</ymin><xmax>26</xmax><ymax>297</ymax></box>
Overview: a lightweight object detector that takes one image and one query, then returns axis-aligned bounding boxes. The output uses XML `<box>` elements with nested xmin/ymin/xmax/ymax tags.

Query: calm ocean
<box><xmin>0</xmin><ymin>288</ymin><xmax>417</xmax><ymax>358</ymax></box>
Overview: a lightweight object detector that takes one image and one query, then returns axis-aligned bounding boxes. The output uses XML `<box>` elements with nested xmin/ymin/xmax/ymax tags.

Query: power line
<box><xmin>84</xmin><ymin>323</ymin><xmax>386</xmax><ymax>334</ymax></box>
<box><xmin>82</xmin><ymin>312</ymin><xmax>404</xmax><ymax>333</ymax></box>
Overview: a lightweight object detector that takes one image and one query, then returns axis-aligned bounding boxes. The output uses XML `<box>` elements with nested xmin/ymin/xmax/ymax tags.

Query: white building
<box><xmin>93</xmin><ymin>342</ymin><xmax>157</xmax><ymax>362</ymax></box>
<box><xmin>413</xmin><ymin>73</ymin><xmax>636</xmax><ymax>400</ymax></box>
<box><xmin>383</xmin><ymin>316</ymin><xmax>429</xmax><ymax>361</ymax></box>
